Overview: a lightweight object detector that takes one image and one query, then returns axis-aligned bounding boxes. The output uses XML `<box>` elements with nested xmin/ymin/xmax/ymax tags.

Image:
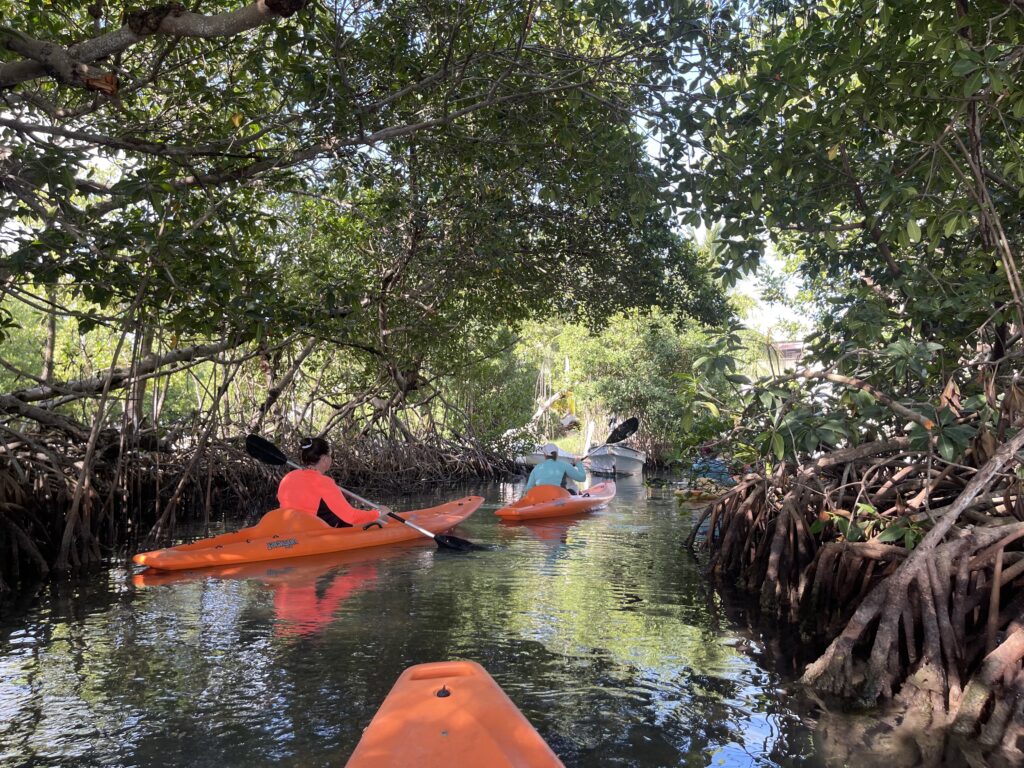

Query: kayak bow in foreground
<box><xmin>346</xmin><ymin>660</ymin><xmax>564</xmax><ymax>767</ymax></box>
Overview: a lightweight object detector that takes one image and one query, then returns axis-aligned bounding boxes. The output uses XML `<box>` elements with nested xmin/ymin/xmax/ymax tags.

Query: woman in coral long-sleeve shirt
<box><xmin>277</xmin><ymin>437</ymin><xmax>388</xmax><ymax>527</ymax></box>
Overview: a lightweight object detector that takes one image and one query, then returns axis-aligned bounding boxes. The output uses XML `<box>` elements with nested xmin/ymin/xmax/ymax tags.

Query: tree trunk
<box><xmin>41</xmin><ymin>284</ymin><xmax>56</xmax><ymax>384</ymax></box>
<box><xmin>126</xmin><ymin>324</ymin><xmax>154</xmax><ymax>429</ymax></box>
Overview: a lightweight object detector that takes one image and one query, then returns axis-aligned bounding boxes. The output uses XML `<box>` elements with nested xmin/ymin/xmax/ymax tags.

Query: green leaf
<box><xmin>804</xmin><ymin>431</ymin><xmax>819</xmax><ymax>452</ymax></box>
<box><xmin>696</xmin><ymin>400</ymin><xmax>720</xmax><ymax>417</ymax></box>
<box><xmin>877</xmin><ymin>524</ymin><xmax>906</xmax><ymax>543</ymax></box>
<box><xmin>951</xmin><ymin>58</ymin><xmax>979</xmax><ymax>76</ymax></box>
<box><xmin>843</xmin><ymin>519</ymin><xmax>864</xmax><ymax>541</ymax></box>
<box><xmin>772</xmin><ymin>432</ymin><xmax>785</xmax><ymax>460</ymax></box>
<box><xmin>907</xmin><ymin>218</ymin><xmax>921</xmax><ymax>242</ymax></box>
<box><xmin>963</xmin><ymin>69</ymin><xmax>984</xmax><ymax>96</ymax></box>
<box><xmin>937</xmin><ymin>436</ymin><xmax>958</xmax><ymax>461</ymax></box>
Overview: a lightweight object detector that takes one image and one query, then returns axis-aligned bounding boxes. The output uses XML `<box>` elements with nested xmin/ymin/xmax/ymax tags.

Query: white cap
<box><xmin>542</xmin><ymin>443</ymin><xmax>559</xmax><ymax>457</ymax></box>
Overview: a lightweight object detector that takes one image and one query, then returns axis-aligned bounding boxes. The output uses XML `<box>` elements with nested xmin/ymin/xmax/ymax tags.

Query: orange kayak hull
<box><xmin>495</xmin><ymin>481</ymin><xmax>615</xmax><ymax>520</ymax></box>
<box><xmin>131</xmin><ymin>544</ymin><xmax>420</xmax><ymax>588</ymax></box>
<box><xmin>346</xmin><ymin>661</ymin><xmax>564</xmax><ymax>768</ymax></box>
<box><xmin>132</xmin><ymin>496</ymin><xmax>483</xmax><ymax>571</ymax></box>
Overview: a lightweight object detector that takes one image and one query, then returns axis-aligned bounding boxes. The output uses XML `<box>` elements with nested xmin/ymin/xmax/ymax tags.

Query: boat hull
<box><xmin>132</xmin><ymin>496</ymin><xmax>483</xmax><ymax>571</ymax></box>
<box><xmin>587</xmin><ymin>444</ymin><xmax>646</xmax><ymax>476</ymax></box>
<box><xmin>495</xmin><ymin>482</ymin><xmax>615</xmax><ymax>520</ymax></box>
<box><xmin>346</xmin><ymin>661</ymin><xmax>564</xmax><ymax>767</ymax></box>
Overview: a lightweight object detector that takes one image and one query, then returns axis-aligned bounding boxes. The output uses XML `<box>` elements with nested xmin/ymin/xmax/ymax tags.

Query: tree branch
<box><xmin>8</xmin><ymin>338</ymin><xmax>236</xmax><ymax>405</ymax></box>
<box><xmin>784</xmin><ymin>367</ymin><xmax>936</xmax><ymax>431</ymax></box>
<box><xmin>0</xmin><ymin>0</ymin><xmax>309</xmax><ymax>90</ymax></box>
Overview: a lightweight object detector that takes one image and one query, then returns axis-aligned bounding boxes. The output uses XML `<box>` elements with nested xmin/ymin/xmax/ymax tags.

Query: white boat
<box><xmin>586</xmin><ymin>444</ymin><xmax>646</xmax><ymax>476</ymax></box>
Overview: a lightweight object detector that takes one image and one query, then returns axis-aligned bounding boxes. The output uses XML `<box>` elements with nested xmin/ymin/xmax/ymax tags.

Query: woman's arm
<box><xmin>564</xmin><ymin>461</ymin><xmax>587</xmax><ymax>482</ymax></box>
<box><xmin>318</xmin><ymin>476</ymin><xmax>379</xmax><ymax>525</ymax></box>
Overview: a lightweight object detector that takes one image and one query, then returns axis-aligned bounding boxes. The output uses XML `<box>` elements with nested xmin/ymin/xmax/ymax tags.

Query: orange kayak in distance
<box><xmin>345</xmin><ymin>661</ymin><xmax>564</xmax><ymax>768</ymax></box>
<box><xmin>495</xmin><ymin>481</ymin><xmax>615</xmax><ymax>520</ymax></box>
<box><xmin>132</xmin><ymin>496</ymin><xmax>482</xmax><ymax>571</ymax></box>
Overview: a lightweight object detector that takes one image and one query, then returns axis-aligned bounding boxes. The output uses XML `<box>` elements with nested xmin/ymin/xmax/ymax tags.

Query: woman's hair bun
<box><xmin>299</xmin><ymin>436</ymin><xmax>330</xmax><ymax>465</ymax></box>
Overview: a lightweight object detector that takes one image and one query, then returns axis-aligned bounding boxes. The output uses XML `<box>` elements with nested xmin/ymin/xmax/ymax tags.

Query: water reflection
<box><xmin>132</xmin><ymin>546</ymin><xmax>432</xmax><ymax>640</ymax></box>
<box><xmin>499</xmin><ymin>513</ymin><xmax>591</xmax><ymax>543</ymax></box>
<box><xmin>0</xmin><ymin>478</ymin><xmax>822</xmax><ymax>767</ymax></box>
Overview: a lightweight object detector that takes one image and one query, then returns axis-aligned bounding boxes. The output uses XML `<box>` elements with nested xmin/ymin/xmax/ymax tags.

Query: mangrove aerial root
<box><xmin>689</xmin><ymin>431</ymin><xmax>1024</xmax><ymax>766</ymax></box>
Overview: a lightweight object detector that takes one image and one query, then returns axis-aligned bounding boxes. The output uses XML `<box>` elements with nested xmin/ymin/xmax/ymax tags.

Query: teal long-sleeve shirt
<box><xmin>525</xmin><ymin>458</ymin><xmax>587</xmax><ymax>491</ymax></box>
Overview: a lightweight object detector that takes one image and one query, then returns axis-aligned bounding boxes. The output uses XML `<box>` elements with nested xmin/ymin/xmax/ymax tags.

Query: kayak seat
<box><xmin>523</xmin><ymin>485</ymin><xmax>571</xmax><ymax>504</ymax></box>
<box><xmin>250</xmin><ymin>508</ymin><xmax>332</xmax><ymax>536</ymax></box>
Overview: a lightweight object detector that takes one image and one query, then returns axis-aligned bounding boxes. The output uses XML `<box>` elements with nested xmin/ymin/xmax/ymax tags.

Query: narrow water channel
<box><xmin>1</xmin><ymin>476</ymin><xmax>823</xmax><ymax>767</ymax></box>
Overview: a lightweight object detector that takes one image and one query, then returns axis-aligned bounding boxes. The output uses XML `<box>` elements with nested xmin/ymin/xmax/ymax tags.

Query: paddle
<box><xmin>244</xmin><ymin>434</ymin><xmax>477</xmax><ymax>552</ymax></box>
<box><xmin>580</xmin><ymin>416</ymin><xmax>639</xmax><ymax>460</ymax></box>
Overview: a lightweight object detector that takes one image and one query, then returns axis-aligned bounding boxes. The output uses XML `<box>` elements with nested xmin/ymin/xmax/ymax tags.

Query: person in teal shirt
<box><xmin>526</xmin><ymin>444</ymin><xmax>587</xmax><ymax>491</ymax></box>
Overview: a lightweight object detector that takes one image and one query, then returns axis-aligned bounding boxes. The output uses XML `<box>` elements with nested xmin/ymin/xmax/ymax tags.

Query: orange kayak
<box><xmin>346</xmin><ymin>661</ymin><xmax>564</xmax><ymax>767</ymax></box>
<box><xmin>131</xmin><ymin>543</ymin><xmax>418</xmax><ymax>588</ymax></box>
<box><xmin>132</xmin><ymin>496</ymin><xmax>482</xmax><ymax>571</ymax></box>
<box><xmin>495</xmin><ymin>481</ymin><xmax>615</xmax><ymax>520</ymax></box>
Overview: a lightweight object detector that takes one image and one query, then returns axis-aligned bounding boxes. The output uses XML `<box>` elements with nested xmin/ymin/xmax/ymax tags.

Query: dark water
<box><xmin>0</xmin><ymin>476</ymin><xmax>822</xmax><ymax>767</ymax></box>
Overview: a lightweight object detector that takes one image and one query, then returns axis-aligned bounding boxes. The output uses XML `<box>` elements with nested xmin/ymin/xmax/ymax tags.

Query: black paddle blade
<box><xmin>434</xmin><ymin>534</ymin><xmax>478</xmax><ymax>551</ymax></box>
<box><xmin>245</xmin><ymin>433</ymin><xmax>289</xmax><ymax>466</ymax></box>
<box><xmin>606</xmin><ymin>417</ymin><xmax>639</xmax><ymax>445</ymax></box>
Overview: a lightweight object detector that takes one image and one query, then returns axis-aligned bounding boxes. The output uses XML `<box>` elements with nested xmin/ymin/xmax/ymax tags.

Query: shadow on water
<box><xmin>0</xmin><ymin>474</ymin><xmax>829</xmax><ymax>767</ymax></box>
